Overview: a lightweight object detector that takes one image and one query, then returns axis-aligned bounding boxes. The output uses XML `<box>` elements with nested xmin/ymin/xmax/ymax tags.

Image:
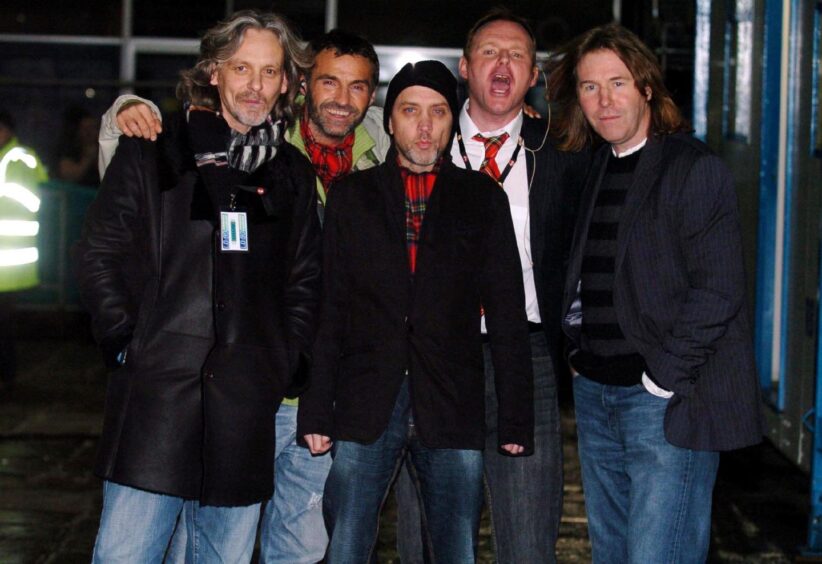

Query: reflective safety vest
<box><xmin>0</xmin><ymin>138</ymin><xmax>47</xmax><ymax>292</ymax></box>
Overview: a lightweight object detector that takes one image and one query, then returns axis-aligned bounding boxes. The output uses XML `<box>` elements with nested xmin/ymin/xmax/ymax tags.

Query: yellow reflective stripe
<box><xmin>0</xmin><ymin>147</ymin><xmax>37</xmax><ymax>178</ymax></box>
<box><xmin>0</xmin><ymin>182</ymin><xmax>40</xmax><ymax>213</ymax></box>
<box><xmin>0</xmin><ymin>247</ymin><xmax>38</xmax><ymax>266</ymax></box>
<box><xmin>0</xmin><ymin>220</ymin><xmax>39</xmax><ymax>236</ymax></box>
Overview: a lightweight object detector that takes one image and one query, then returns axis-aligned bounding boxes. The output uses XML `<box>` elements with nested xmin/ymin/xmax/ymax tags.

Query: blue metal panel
<box><xmin>808</xmin><ymin>3</ymin><xmax>822</xmax><ymax>554</ymax></box>
<box><xmin>722</xmin><ymin>17</ymin><xmax>733</xmax><ymax>138</ymax></box>
<box><xmin>755</xmin><ymin>0</ymin><xmax>782</xmax><ymax>401</ymax></box>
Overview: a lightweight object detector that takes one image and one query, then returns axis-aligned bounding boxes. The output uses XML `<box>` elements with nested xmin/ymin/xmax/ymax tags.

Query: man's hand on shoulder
<box><xmin>117</xmin><ymin>102</ymin><xmax>162</xmax><ymax>141</ymax></box>
<box><xmin>304</xmin><ymin>434</ymin><xmax>332</xmax><ymax>455</ymax></box>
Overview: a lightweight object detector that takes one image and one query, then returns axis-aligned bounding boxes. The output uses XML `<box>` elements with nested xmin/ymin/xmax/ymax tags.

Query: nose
<box><xmin>333</xmin><ymin>86</ymin><xmax>350</xmax><ymax>106</ymax></box>
<box><xmin>498</xmin><ymin>49</ymin><xmax>510</xmax><ymax>64</ymax></box>
<box><xmin>599</xmin><ymin>87</ymin><xmax>612</xmax><ymax>107</ymax></box>
<box><xmin>249</xmin><ymin>73</ymin><xmax>263</xmax><ymax>92</ymax></box>
<box><xmin>418</xmin><ymin>113</ymin><xmax>432</xmax><ymax>132</ymax></box>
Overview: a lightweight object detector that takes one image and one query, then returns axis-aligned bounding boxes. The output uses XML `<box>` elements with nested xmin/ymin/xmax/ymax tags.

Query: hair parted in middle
<box><xmin>176</xmin><ymin>9</ymin><xmax>311</xmax><ymax>128</ymax></box>
<box><xmin>546</xmin><ymin>23</ymin><xmax>690</xmax><ymax>152</ymax></box>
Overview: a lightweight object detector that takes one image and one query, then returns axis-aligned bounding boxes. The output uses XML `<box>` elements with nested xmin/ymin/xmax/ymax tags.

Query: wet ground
<box><xmin>0</xmin><ymin>336</ymin><xmax>815</xmax><ymax>562</ymax></box>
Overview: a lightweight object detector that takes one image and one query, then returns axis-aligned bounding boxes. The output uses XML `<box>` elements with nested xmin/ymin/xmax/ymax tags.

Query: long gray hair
<box><xmin>177</xmin><ymin>10</ymin><xmax>311</xmax><ymax>128</ymax></box>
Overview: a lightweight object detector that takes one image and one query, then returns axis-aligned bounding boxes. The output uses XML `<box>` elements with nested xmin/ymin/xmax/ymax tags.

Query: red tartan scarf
<box><xmin>399</xmin><ymin>159</ymin><xmax>440</xmax><ymax>274</ymax></box>
<box><xmin>300</xmin><ymin>112</ymin><xmax>355</xmax><ymax>192</ymax></box>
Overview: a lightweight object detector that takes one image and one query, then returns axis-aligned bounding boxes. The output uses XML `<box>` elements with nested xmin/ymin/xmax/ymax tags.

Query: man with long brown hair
<box><xmin>549</xmin><ymin>23</ymin><xmax>763</xmax><ymax>563</ymax></box>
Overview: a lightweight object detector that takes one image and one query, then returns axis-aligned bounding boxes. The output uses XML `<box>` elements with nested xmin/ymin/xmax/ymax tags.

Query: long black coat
<box><xmin>521</xmin><ymin>116</ymin><xmax>588</xmax><ymax>375</ymax></box>
<box><xmin>74</xmin><ymin>115</ymin><xmax>321</xmax><ymax>506</ymax></box>
<box><xmin>562</xmin><ymin>133</ymin><xmax>763</xmax><ymax>451</ymax></box>
<box><xmin>298</xmin><ymin>151</ymin><xmax>534</xmax><ymax>453</ymax></box>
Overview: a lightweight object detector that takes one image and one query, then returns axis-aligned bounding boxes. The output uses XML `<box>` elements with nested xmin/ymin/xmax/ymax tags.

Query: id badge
<box><xmin>220</xmin><ymin>209</ymin><xmax>249</xmax><ymax>252</ymax></box>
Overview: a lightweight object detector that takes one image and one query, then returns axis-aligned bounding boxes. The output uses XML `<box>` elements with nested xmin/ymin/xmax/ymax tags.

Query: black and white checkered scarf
<box><xmin>190</xmin><ymin>107</ymin><xmax>284</xmax><ymax>173</ymax></box>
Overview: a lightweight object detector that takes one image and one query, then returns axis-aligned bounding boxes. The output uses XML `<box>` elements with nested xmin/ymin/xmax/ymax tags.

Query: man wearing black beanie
<box><xmin>298</xmin><ymin>60</ymin><xmax>534</xmax><ymax>563</ymax></box>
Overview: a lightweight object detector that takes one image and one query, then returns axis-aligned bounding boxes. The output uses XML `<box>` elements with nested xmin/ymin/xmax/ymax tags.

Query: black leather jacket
<box><xmin>74</xmin><ymin>114</ymin><xmax>321</xmax><ymax>506</ymax></box>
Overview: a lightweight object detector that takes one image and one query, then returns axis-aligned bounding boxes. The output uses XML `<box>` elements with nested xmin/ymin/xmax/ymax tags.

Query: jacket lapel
<box><xmin>614</xmin><ymin>135</ymin><xmax>664</xmax><ymax>275</ymax></box>
<box><xmin>521</xmin><ymin>116</ymin><xmax>550</xmax><ymax>278</ymax></box>
<box><xmin>563</xmin><ymin>145</ymin><xmax>608</xmax><ymax>310</ymax></box>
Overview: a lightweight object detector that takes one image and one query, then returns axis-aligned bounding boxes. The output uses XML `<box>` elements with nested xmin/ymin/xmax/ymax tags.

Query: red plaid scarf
<box><xmin>399</xmin><ymin>160</ymin><xmax>439</xmax><ymax>274</ymax></box>
<box><xmin>300</xmin><ymin>113</ymin><xmax>355</xmax><ymax>192</ymax></box>
<box><xmin>472</xmin><ymin>132</ymin><xmax>510</xmax><ymax>181</ymax></box>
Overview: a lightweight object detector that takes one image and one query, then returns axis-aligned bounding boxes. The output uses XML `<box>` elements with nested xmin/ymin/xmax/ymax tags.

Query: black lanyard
<box><xmin>455</xmin><ymin>127</ymin><xmax>523</xmax><ymax>186</ymax></box>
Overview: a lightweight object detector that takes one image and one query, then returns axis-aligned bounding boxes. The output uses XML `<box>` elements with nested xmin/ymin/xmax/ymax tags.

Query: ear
<box><xmin>458</xmin><ymin>56</ymin><xmax>469</xmax><ymax>80</ymax></box>
<box><xmin>388</xmin><ymin>116</ymin><xmax>394</xmax><ymax>136</ymax></box>
<box><xmin>645</xmin><ymin>86</ymin><xmax>652</xmax><ymax>101</ymax></box>
<box><xmin>369</xmin><ymin>89</ymin><xmax>377</xmax><ymax>106</ymax></box>
<box><xmin>280</xmin><ymin>73</ymin><xmax>289</xmax><ymax>95</ymax></box>
<box><xmin>529</xmin><ymin>65</ymin><xmax>538</xmax><ymax>88</ymax></box>
<box><xmin>209</xmin><ymin>66</ymin><xmax>219</xmax><ymax>87</ymax></box>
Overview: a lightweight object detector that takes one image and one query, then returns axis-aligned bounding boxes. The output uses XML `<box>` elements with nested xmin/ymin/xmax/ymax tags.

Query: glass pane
<box><xmin>0</xmin><ymin>0</ymin><xmax>121</xmax><ymax>36</ymax></box>
<box><xmin>133</xmin><ymin>0</ymin><xmax>224</xmax><ymax>38</ymax></box>
<box><xmin>814</xmin><ymin>5</ymin><xmax>822</xmax><ymax>156</ymax></box>
<box><xmin>693</xmin><ymin>0</ymin><xmax>712</xmax><ymax>140</ymax></box>
<box><xmin>234</xmin><ymin>0</ymin><xmax>326</xmax><ymax>40</ymax></box>
<box><xmin>338</xmin><ymin>0</ymin><xmax>612</xmax><ymax>50</ymax></box>
<box><xmin>0</xmin><ymin>43</ymin><xmax>120</xmax><ymax>173</ymax></box>
<box><xmin>733</xmin><ymin>0</ymin><xmax>754</xmax><ymax>141</ymax></box>
<box><xmin>134</xmin><ymin>54</ymin><xmax>199</xmax><ymax>117</ymax></box>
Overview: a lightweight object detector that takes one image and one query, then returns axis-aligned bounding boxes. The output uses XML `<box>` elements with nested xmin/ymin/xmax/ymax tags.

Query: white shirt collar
<box><xmin>459</xmin><ymin>100</ymin><xmax>523</xmax><ymax>141</ymax></box>
<box><xmin>612</xmin><ymin>137</ymin><xmax>647</xmax><ymax>158</ymax></box>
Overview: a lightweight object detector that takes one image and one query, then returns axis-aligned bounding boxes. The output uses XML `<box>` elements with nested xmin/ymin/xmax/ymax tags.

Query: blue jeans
<box><xmin>166</xmin><ymin>405</ymin><xmax>333</xmax><ymax>564</ymax></box>
<box><xmin>260</xmin><ymin>403</ymin><xmax>333</xmax><ymax>563</ymax></box>
<box><xmin>573</xmin><ymin>376</ymin><xmax>720</xmax><ymax>564</ymax></box>
<box><xmin>92</xmin><ymin>481</ymin><xmax>259</xmax><ymax>563</ymax></box>
<box><xmin>323</xmin><ymin>380</ymin><xmax>484</xmax><ymax>564</ymax></box>
<box><xmin>396</xmin><ymin>331</ymin><xmax>562</xmax><ymax>564</ymax></box>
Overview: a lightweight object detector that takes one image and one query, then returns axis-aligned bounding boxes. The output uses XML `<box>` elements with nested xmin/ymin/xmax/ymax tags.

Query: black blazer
<box><xmin>521</xmin><ymin>116</ymin><xmax>588</xmax><ymax>375</ymax></box>
<box><xmin>298</xmin><ymin>150</ymin><xmax>534</xmax><ymax>453</ymax></box>
<box><xmin>562</xmin><ymin>133</ymin><xmax>763</xmax><ymax>451</ymax></box>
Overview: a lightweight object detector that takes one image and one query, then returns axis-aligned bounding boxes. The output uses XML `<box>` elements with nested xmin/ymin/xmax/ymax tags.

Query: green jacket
<box><xmin>286</xmin><ymin>105</ymin><xmax>389</xmax><ymax>207</ymax></box>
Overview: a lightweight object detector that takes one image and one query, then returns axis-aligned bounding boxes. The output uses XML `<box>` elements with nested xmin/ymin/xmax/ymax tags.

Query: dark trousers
<box><xmin>396</xmin><ymin>331</ymin><xmax>563</xmax><ymax>563</ymax></box>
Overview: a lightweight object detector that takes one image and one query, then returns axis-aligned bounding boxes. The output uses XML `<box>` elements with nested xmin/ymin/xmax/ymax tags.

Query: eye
<box><xmin>511</xmin><ymin>51</ymin><xmax>523</xmax><ymax>59</ymax></box>
<box><xmin>351</xmin><ymin>84</ymin><xmax>366</xmax><ymax>93</ymax></box>
<box><xmin>433</xmin><ymin>107</ymin><xmax>446</xmax><ymax>116</ymax></box>
<box><xmin>322</xmin><ymin>79</ymin><xmax>336</xmax><ymax>87</ymax></box>
<box><xmin>234</xmin><ymin>65</ymin><xmax>247</xmax><ymax>73</ymax></box>
<box><xmin>613</xmin><ymin>80</ymin><xmax>625</xmax><ymax>87</ymax></box>
<box><xmin>483</xmin><ymin>48</ymin><xmax>496</xmax><ymax>56</ymax></box>
<box><xmin>263</xmin><ymin>68</ymin><xmax>277</xmax><ymax>76</ymax></box>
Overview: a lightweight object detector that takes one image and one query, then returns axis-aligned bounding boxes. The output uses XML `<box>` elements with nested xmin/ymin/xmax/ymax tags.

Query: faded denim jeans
<box><xmin>573</xmin><ymin>375</ymin><xmax>720</xmax><ymax>563</ymax></box>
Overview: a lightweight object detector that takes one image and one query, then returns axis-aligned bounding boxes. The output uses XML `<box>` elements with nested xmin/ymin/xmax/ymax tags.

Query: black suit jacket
<box><xmin>521</xmin><ymin>116</ymin><xmax>588</xmax><ymax>375</ymax></box>
<box><xmin>298</xmin><ymin>150</ymin><xmax>534</xmax><ymax>453</ymax></box>
<box><xmin>562</xmin><ymin>133</ymin><xmax>763</xmax><ymax>451</ymax></box>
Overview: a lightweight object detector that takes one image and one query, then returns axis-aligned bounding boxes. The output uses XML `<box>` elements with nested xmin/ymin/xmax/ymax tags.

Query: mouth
<box><xmin>490</xmin><ymin>73</ymin><xmax>512</xmax><ymax>95</ymax></box>
<box><xmin>416</xmin><ymin>137</ymin><xmax>433</xmax><ymax>149</ymax></box>
<box><xmin>322</xmin><ymin>103</ymin><xmax>357</xmax><ymax>121</ymax></box>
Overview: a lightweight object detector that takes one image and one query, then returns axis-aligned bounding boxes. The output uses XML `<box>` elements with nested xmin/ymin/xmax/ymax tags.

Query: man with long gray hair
<box><xmin>74</xmin><ymin>10</ymin><xmax>321</xmax><ymax>561</ymax></box>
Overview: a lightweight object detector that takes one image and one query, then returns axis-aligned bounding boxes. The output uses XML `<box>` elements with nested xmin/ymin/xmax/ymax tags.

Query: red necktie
<box><xmin>472</xmin><ymin>132</ymin><xmax>510</xmax><ymax>181</ymax></box>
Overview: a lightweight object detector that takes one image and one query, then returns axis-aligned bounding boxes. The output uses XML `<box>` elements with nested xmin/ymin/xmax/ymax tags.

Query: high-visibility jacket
<box><xmin>0</xmin><ymin>137</ymin><xmax>47</xmax><ymax>292</ymax></box>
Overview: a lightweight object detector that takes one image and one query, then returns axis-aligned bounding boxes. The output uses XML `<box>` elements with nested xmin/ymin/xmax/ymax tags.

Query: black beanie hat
<box><xmin>383</xmin><ymin>60</ymin><xmax>459</xmax><ymax>134</ymax></box>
